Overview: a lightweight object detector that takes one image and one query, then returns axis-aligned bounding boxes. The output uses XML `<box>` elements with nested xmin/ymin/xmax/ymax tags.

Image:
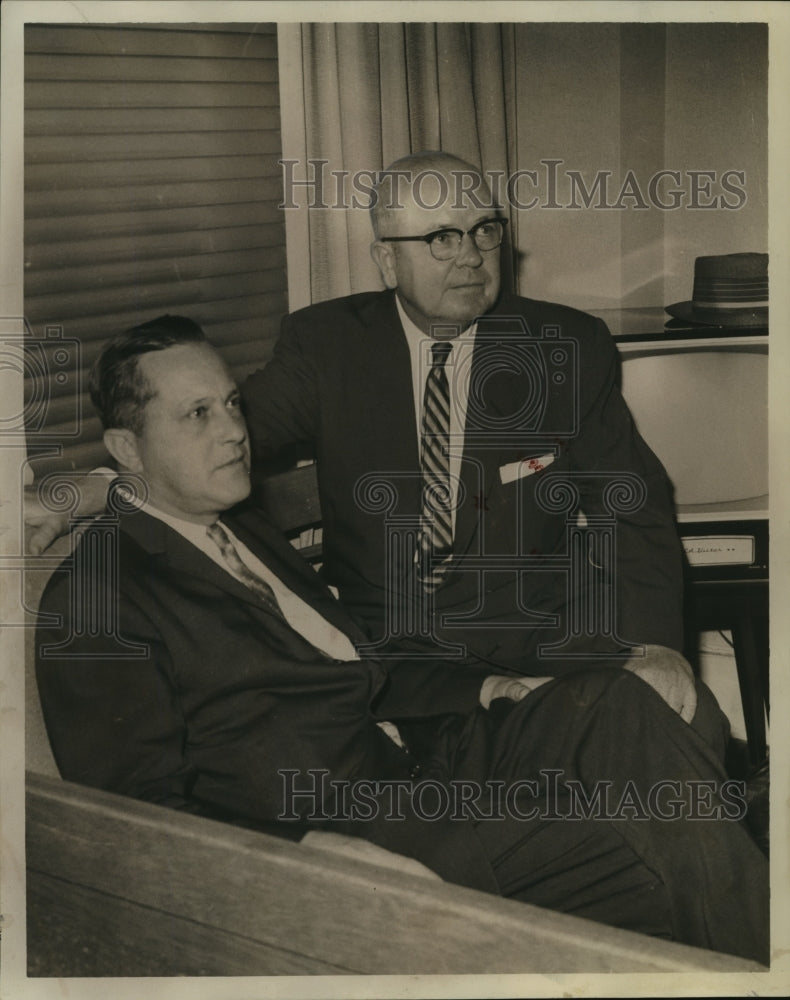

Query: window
<box><xmin>24</xmin><ymin>22</ymin><xmax>286</xmax><ymax>476</ymax></box>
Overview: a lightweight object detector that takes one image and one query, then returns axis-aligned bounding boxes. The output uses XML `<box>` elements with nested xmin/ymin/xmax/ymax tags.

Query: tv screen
<box><xmin>617</xmin><ymin>340</ymin><xmax>768</xmax><ymax>522</ymax></box>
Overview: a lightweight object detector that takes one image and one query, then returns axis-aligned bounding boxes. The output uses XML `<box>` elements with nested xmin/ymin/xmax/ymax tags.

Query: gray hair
<box><xmin>369</xmin><ymin>151</ymin><xmax>496</xmax><ymax>238</ymax></box>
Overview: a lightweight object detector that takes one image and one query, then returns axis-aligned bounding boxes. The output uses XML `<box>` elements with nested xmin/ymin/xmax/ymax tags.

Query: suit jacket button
<box><xmin>409</xmin><ymin>763</ymin><xmax>422</xmax><ymax>779</ymax></box>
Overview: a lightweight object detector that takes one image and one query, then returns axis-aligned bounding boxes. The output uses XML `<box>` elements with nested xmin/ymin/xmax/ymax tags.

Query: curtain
<box><xmin>279</xmin><ymin>23</ymin><xmax>519</xmax><ymax>307</ymax></box>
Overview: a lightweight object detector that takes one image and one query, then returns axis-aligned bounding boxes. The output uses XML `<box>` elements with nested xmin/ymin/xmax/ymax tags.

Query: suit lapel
<box><xmin>353</xmin><ymin>296</ymin><xmax>540</xmax><ymax>566</ymax></box>
<box><xmin>119</xmin><ymin>504</ymin><xmax>376</xmax><ymax>657</ymax></box>
<box><xmin>452</xmin><ymin>310</ymin><xmax>524</xmax><ymax>559</ymax></box>
<box><xmin>119</xmin><ymin>506</ymin><xmax>275</xmax><ymax>616</ymax></box>
<box><xmin>452</xmin><ymin>301</ymin><xmax>561</xmax><ymax>560</ymax></box>
<box><xmin>119</xmin><ymin>503</ymin><xmax>372</xmax><ymax>649</ymax></box>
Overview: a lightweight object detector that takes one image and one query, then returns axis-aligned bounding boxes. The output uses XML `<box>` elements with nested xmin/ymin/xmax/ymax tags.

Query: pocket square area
<box><xmin>499</xmin><ymin>453</ymin><xmax>555</xmax><ymax>485</ymax></box>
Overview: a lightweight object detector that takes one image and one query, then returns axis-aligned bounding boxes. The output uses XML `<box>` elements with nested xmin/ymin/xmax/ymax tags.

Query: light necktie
<box><xmin>206</xmin><ymin>521</ymin><xmax>285</xmax><ymax>621</ymax></box>
<box><xmin>418</xmin><ymin>340</ymin><xmax>454</xmax><ymax>591</ymax></box>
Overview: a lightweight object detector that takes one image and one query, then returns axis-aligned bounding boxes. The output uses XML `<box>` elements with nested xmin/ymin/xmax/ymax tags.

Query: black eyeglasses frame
<box><xmin>378</xmin><ymin>216</ymin><xmax>508</xmax><ymax>259</ymax></box>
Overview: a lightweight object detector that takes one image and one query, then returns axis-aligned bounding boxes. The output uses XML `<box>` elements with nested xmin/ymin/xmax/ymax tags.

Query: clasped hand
<box><xmin>480</xmin><ymin>674</ymin><xmax>553</xmax><ymax>709</ymax></box>
<box><xmin>481</xmin><ymin>644</ymin><xmax>696</xmax><ymax>723</ymax></box>
<box><xmin>623</xmin><ymin>644</ymin><xmax>697</xmax><ymax>723</ymax></box>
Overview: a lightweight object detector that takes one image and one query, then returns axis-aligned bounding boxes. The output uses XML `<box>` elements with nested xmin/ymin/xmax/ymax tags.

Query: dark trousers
<box><xmin>403</xmin><ymin>669</ymin><xmax>768</xmax><ymax>964</ymax></box>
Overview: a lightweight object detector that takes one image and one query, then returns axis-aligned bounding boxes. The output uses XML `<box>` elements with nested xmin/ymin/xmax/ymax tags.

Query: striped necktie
<box><xmin>206</xmin><ymin>521</ymin><xmax>285</xmax><ymax>621</ymax></box>
<box><xmin>418</xmin><ymin>340</ymin><xmax>454</xmax><ymax>591</ymax></box>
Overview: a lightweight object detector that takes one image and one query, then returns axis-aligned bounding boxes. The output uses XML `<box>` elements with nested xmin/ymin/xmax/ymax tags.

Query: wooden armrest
<box><xmin>301</xmin><ymin>829</ymin><xmax>441</xmax><ymax>880</ymax></box>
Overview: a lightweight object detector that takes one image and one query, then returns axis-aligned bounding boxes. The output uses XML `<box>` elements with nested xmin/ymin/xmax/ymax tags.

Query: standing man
<box><xmin>243</xmin><ymin>151</ymin><xmax>695</xmax><ymax>719</ymax></box>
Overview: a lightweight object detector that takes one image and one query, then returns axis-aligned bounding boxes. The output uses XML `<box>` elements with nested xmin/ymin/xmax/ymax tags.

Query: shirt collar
<box><xmin>119</xmin><ymin>481</ymin><xmax>219</xmax><ymax>549</ymax></box>
<box><xmin>395</xmin><ymin>294</ymin><xmax>477</xmax><ymax>353</ymax></box>
<box><xmin>145</xmin><ymin>504</ymin><xmax>218</xmax><ymax>550</ymax></box>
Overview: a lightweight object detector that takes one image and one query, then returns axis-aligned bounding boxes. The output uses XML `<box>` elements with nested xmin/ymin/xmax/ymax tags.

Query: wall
<box><xmin>511</xmin><ymin>22</ymin><xmax>767</xmax><ymax>311</ymax></box>
<box><xmin>662</xmin><ymin>22</ymin><xmax>768</xmax><ymax>305</ymax></box>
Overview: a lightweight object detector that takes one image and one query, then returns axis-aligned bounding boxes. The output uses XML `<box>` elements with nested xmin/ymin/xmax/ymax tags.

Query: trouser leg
<box><xmin>443</xmin><ymin>668</ymin><xmax>768</xmax><ymax>963</ymax></box>
<box><xmin>474</xmin><ymin>805</ymin><xmax>674</xmax><ymax>940</ymax></box>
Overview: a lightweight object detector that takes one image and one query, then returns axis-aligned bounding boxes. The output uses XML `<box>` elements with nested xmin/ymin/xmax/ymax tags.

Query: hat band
<box><xmin>692</xmin><ymin>277</ymin><xmax>768</xmax><ymax>302</ymax></box>
<box><xmin>693</xmin><ymin>300</ymin><xmax>767</xmax><ymax>310</ymax></box>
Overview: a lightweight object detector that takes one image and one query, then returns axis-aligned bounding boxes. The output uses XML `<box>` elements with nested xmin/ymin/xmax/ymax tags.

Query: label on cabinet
<box><xmin>681</xmin><ymin>535</ymin><xmax>755</xmax><ymax>566</ymax></box>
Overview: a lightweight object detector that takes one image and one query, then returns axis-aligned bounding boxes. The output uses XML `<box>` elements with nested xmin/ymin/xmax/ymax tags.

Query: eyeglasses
<box><xmin>379</xmin><ymin>217</ymin><xmax>508</xmax><ymax>261</ymax></box>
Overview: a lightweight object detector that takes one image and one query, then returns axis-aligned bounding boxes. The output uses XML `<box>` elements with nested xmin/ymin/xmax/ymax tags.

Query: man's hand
<box><xmin>480</xmin><ymin>674</ymin><xmax>553</xmax><ymax>710</ymax></box>
<box><xmin>24</xmin><ymin>485</ymin><xmax>71</xmax><ymax>555</ymax></box>
<box><xmin>623</xmin><ymin>644</ymin><xmax>697</xmax><ymax>723</ymax></box>
<box><xmin>24</xmin><ymin>472</ymin><xmax>112</xmax><ymax>555</ymax></box>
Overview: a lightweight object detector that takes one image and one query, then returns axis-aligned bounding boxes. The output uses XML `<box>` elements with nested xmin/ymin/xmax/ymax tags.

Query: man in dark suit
<box><xmin>36</xmin><ymin>318</ymin><xmax>768</xmax><ymax>963</ymax></box>
<box><xmin>242</xmin><ymin>151</ymin><xmax>698</xmax><ymax>723</ymax></box>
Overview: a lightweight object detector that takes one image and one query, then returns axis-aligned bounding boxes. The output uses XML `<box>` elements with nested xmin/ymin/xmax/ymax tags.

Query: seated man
<box><xmin>35</xmin><ymin>316</ymin><xmax>768</xmax><ymax>964</ymax></box>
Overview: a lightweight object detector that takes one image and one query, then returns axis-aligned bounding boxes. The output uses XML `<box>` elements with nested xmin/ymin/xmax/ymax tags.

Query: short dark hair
<box><xmin>89</xmin><ymin>314</ymin><xmax>207</xmax><ymax>433</ymax></box>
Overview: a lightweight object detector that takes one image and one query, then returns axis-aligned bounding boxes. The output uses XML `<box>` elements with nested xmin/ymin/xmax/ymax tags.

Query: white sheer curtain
<box><xmin>278</xmin><ymin>22</ymin><xmax>519</xmax><ymax>309</ymax></box>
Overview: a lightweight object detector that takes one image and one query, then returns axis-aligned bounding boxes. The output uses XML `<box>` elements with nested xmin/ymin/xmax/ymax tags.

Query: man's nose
<box><xmin>454</xmin><ymin>232</ymin><xmax>483</xmax><ymax>267</ymax></box>
<box><xmin>218</xmin><ymin>408</ymin><xmax>248</xmax><ymax>442</ymax></box>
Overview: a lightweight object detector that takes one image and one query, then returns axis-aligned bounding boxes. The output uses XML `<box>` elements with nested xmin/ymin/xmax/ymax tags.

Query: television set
<box><xmin>607</xmin><ymin>314</ymin><xmax>769</xmax><ymax>747</ymax></box>
<box><xmin>595</xmin><ymin>310</ymin><xmax>769</xmax><ymax>585</ymax></box>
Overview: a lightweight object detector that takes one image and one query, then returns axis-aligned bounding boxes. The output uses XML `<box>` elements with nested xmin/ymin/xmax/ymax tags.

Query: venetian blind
<box><xmin>24</xmin><ymin>23</ymin><xmax>287</xmax><ymax>478</ymax></box>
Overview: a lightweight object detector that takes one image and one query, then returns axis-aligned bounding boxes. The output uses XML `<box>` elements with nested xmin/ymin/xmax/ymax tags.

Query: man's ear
<box><xmin>103</xmin><ymin>427</ymin><xmax>144</xmax><ymax>473</ymax></box>
<box><xmin>370</xmin><ymin>240</ymin><xmax>399</xmax><ymax>290</ymax></box>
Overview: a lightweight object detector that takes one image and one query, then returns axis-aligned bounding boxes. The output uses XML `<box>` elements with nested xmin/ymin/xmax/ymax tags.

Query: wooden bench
<box><xmin>24</xmin><ymin>466</ymin><xmax>766</xmax><ymax>976</ymax></box>
<box><xmin>26</xmin><ymin>771</ymin><xmax>764</xmax><ymax>977</ymax></box>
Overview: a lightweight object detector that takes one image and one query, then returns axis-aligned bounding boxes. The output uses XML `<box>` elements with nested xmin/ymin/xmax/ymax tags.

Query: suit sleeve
<box><xmin>569</xmin><ymin>319</ymin><xmax>685</xmax><ymax>652</ymax></box>
<box><xmin>35</xmin><ymin>569</ymin><xmax>204</xmax><ymax>814</ymax></box>
<box><xmin>372</xmin><ymin>658</ymin><xmax>493</xmax><ymax>720</ymax></box>
<box><xmin>241</xmin><ymin>314</ymin><xmax>319</xmax><ymax>463</ymax></box>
